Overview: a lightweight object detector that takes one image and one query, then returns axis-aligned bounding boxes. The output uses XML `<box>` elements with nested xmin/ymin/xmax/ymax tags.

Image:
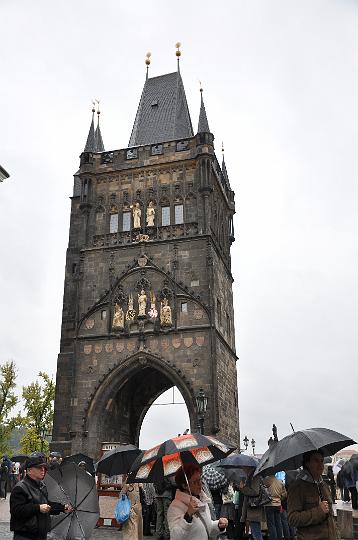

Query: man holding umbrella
<box><xmin>9</xmin><ymin>455</ymin><xmax>72</xmax><ymax>540</ymax></box>
<box><xmin>288</xmin><ymin>450</ymin><xmax>337</xmax><ymax>539</ymax></box>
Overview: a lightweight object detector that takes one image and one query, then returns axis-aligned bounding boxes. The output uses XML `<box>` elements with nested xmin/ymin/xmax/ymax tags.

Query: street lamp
<box><xmin>195</xmin><ymin>388</ymin><xmax>208</xmax><ymax>434</ymax></box>
<box><xmin>251</xmin><ymin>438</ymin><xmax>256</xmax><ymax>455</ymax></box>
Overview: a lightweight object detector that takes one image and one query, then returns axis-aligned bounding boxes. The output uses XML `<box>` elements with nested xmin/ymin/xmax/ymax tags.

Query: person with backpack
<box><xmin>239</xmin><ymin>466</ymin><xmax>266</xmax><ymax>540</ymax></box>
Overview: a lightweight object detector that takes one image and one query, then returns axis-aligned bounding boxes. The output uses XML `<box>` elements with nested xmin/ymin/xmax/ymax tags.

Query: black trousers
<box><xmin>349</xmin><ymin>486</ymin><xmax>358</xmax><ymax>510</ymax></box>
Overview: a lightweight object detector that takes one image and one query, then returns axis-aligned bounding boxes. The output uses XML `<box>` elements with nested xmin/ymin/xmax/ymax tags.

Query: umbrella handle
<box><xmin>180</xmin><ymin>455</ymin><xmax>192</xmax><ymax>497</ymax></box>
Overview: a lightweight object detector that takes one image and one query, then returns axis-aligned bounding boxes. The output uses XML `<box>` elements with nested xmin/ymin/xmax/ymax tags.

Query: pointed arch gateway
<box><xmin>84</xmin><ymin>351</ymin><xmax>196</xmax><ymax>457</ymax></box>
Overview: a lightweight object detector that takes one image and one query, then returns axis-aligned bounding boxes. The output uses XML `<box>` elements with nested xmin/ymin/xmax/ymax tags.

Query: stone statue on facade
<box><xmin>160</xmin><ymin>297</ymin><xmax>172</xmax><ymax>327</ymax></box>
<box><xmin>126</xmin><ymin>293</ymin><xmax>136</xmax><ymax>321</ymax></box>
<box><xmin>148</xmin><ymin>290</ymin><xmax>158</xmax><ymax>319</ymax></box>
<box><xmin>146</xmin><ymin>201</ymin><xmax>155</xmax><ymax>227</ymax></box>
<box><xmin>112</xmin><ymin>303</ymin><xmax>124</xmax><ymax>329</ymax></box>
<box><xmin>132</xmin><ymin>203</ymin><xmax>141</xmax><ymax>229</ymax></box>
<box><xmin>138</xmin><ymin>289</ymin><xmax>147</xmax><ymax>318</ymax></box>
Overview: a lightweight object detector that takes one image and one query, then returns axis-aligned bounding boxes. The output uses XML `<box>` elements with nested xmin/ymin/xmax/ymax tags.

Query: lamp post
<box><xmin>251</xmin><ymin>438</ymin><xmax>256</xmax><ymax>455</ymax></box>
<box><xmin>195</xmin><ymin>388</ymin><xmax>208</xmax><ymax>434</ymax></box>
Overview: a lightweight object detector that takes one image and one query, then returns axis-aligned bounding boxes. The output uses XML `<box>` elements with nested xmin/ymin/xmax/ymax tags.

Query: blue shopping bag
<box><xmin>115</xmin><ymin>494</ymin><xmax>131</xmax><ymax>524</ymax></box>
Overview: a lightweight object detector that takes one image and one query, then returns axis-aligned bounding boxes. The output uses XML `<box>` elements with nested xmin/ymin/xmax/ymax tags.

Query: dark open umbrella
<box><xmin>218</xmin><ymin>453</ymin><xmax>258</xmax><ymax>469</ymax></box>
<box><xmin>95</xmin><ymin>444</ymin><xmax>142</xmax><ymax>477</ymax></box>
<box><xmin>128</xmin><ymin>433</ymin><xmax>235</xmax><ymax>483</ymax></box>
<box><xmin>217</xmin><ymin>454</ymin><xmax>258</xmax><ymax>485</ymax></box>
<box><xmin>62</xmin><ymin>454</ymin><xmax>95</xmax><ymax>476</ymax></box>
<box><xmin>254</xmin><ymin>427</ymin><xmax>356</xmax><ymax>477</ymax></box>
<box><xmin>44</xmin><ymin>462</ymin><xmax>99</xmax><ymax>539</ymax></box>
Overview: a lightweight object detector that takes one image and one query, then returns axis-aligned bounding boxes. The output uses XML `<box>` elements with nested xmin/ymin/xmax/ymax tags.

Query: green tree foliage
<box><xmin>0</xmin><ymin>360</ymin><xmax>18</xmax><ymax>454</ymax></box>
<box><xmin>19</xmin><ymin>372</ymin><xmax>55</xmax><ymax>454</ymax></box>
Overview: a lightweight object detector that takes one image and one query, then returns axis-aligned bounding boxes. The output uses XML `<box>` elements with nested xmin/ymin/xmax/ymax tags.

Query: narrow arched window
<box><xmin>174</xmin><ymin>204</ymin><xmax>184</xmax><ymax>225</ymax></box>
<box><xmin>161</xmin><ymin>206</ymin><xmax>170</xmax><ymax>226</ymax></box>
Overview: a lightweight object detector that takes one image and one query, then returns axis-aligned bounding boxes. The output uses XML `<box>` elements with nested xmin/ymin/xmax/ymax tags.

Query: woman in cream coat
<box><xmin>167</xmin><ymin>463</ymin><xmax>228</xmax><ymax>540</ymax></box>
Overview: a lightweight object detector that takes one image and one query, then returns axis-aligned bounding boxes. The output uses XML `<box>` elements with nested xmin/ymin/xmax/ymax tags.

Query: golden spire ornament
<box><xmin>145</xmin><ymin>51</ymin><xmax>151</xmax><ymax>79</ymax></box>
<box><xmin>176</xmin><ymin>42</ymin><xmax>181</xmax><ymax>71</ymax></box>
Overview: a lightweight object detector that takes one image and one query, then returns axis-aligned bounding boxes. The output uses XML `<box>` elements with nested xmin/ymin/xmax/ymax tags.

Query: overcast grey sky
<box><xmin>1</xmin><ymin>0</ymin><xmax>357</xmax><ymax>454</ymax></box>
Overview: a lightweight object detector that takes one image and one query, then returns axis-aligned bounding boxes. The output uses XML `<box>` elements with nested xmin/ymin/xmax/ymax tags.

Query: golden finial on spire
<box><xmin>95</xmin><ymin>99</ymin><xmax>100</xmax><ymax>116</ymax></box>
<box><xmin>222</xmin><ymin>141</ymin><xmax>225</xmax><ymax>155</ymax></box>
<box><xmin>145</xmin><ymin>51</ymin><xmax>151</xmax><ymax>65</ymax></box>
<box><xmin>176</xmin><ymin>42</ymin><xmax>182</xmax><ymax>72</ymax></box>
<box><xmin>91</xmin><ymin>100</ymin><xmax>96</xmax><ymax>113</ymax></box>
<box><xmin>145</xmin><ymin>51</ymin><xmax>151</xmax><ymax>79</ymax></box>
<box><xmin>199</xmin><ymin>80</ymin><xmax>203</xmax><ymax>93</ymax></box>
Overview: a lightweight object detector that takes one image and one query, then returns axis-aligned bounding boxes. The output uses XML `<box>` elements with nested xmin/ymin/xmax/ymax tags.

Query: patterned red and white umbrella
<box><xmin>127</xmin><ymin>433</ymin><xmax>235</xmax><ymax>483</ymax></box>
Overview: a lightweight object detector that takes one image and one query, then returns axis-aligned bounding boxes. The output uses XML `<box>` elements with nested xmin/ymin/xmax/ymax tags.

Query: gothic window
<box><xmin>174</xmin><ymin>204</ymin><xmax>184</xmax><ymax>225</ymax></box>
<box><xmin>181</xmin><ymin>302</ymin><xmax>188</xmax><ymax>313</ymax></box>
<box><xmin>162</xmin><ymin>206</ymin><xmax>170</xmax><ymax>226</ymax></box>
<box><xmin>122</xmin><ymin>212</ymin><xmax>131</xmax><ymax>232</ymax></box>
<box><xmin>217</xmin><ymin>299</ymin><xmax>222</xmax><ymax>325</ymax></box>
<box><xmin>96</xmin><ymin>206</ymin><xmax>105</xmax><ymax>234</ymax></box>
<box><xmin>101</xmin><ymin>310</ymin><xmax>107</xmax><ymax>320</ymax></box>
<box><xmin>110</xmin><ymin>213</ymin><xmax>118</xmax><ymax>234</ymax></box>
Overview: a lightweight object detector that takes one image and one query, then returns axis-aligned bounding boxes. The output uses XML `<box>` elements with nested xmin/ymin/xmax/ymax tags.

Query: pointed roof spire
<box><xmin>145</xmin><ymin>51</ymin><xmax>151</xmax><ymax>80</ymax></box>
<box><xmin>197</xmin><ymin>84</ymin><xmax>210</xmax><ymax>133</ymax></box>
<box><xmin>176</xmin><ymin>42</ymin><xmax>181</xmax><ymax>72</ymax></box>
<box><xmin>94</xmin><ymin>100</ymin><xmax>105</xmax><ymax>152</ymax></box>
<box><xmin>221</xmin><ymin>141</ymin><xmax>231</xmax><ymax>187</ymax></box>
<box><xmin>84</xmin><ymin>102</ymin><xmax>96</xmax><ymax>152</ymax></box>
<box><xmin>129</xmin><ymin>70</ymin><xmax>193</xmax><ymax>147</ymax></box>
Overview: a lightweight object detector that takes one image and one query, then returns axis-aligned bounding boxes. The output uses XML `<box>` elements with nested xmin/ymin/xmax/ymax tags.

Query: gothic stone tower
<box><xmin>52</xmin><ymin>60</ymin><xmax>239</xmax><ymax>458</ymax></box>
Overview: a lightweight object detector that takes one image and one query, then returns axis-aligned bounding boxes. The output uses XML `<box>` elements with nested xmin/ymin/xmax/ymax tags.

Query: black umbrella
<box><xmin>44</xmin><ymin>462</ymin><xmax>99</xmax><ymax>539</ymax></box>
<box><xmin>254</xmin><ymin>427</ymin><xmax>356</xmax><ymax>477</ymax></box>
<box><xmin>95</xmin><ymin>444</ymin><xmax>142</xmax><ymax>477</ymax></box>
<box><xmin>62</xmin><ymin>454</ymin><xmax>95</xmax><ymax>476</ymax></box>
<box><xmin>10</xmin><ymin>454</ymin><xmax>28</xmax><ymax>464</ymax></box>
<box><xmin>218</xmin><ymin>454</ymin><xmax>258</xmax><ymax>469</ymax></box>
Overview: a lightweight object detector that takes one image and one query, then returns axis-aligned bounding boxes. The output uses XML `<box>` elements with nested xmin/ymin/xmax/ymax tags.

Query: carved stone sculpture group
<box><xmin>112</xmin><ymin>288</ymin><xmax>172</xmax><ymax>330</ymax></box>
<box><xmin>130</xmin><ymin>201</ymin><xmax>156</xmax><ymax>229</ymax></box>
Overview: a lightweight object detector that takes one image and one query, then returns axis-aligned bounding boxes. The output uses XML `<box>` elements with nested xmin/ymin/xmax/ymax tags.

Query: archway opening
<box><xmin>139</xmin><ymin>386</ymin><xmax>191</xmax><ymax>449</ymax></box>
<box><xmin>86</xmin><ymin>356</ymin><xmax>195</xmax><ymax>457</ymax></box>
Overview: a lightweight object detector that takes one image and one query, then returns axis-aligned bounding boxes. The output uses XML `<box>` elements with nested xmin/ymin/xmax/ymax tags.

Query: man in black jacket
<box><xmin>10</xmin><ymin>455</ymin><xmax>72</xmax><ymax>540</ymax></box>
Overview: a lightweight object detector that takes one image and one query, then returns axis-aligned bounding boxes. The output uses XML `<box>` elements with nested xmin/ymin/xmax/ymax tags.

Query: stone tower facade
<box><xmin>51</xmin><ymin>64</ymin><xmax>239</xmax><ymax>458</ymax></box>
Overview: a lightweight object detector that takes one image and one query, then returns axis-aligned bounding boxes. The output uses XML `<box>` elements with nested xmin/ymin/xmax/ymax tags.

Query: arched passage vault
<box><xmin>83</xmin><ymin>351</ymin><xmax>196</xmax><ymax>457</ymax></box>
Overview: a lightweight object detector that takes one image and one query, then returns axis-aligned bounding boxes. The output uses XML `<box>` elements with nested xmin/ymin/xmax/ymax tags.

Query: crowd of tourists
<box><xmin>1</xmin><ymin>439</ymin><xmax>358</xmax><ymax>540</ymax></box>
<box><xmin>117</xmin><ymin>452</ymin><xmax>358</xmax><ymax>540</ymax></box>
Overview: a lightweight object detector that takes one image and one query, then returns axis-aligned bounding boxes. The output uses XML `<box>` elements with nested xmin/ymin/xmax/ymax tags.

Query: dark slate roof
<box><xmin>95</xmin><ymin>123</ymin><xmax>105</xmax><ymax>152</ymax></box>
<box><xmin>84</xmin><ymin>113</ymin><xmax>96</xmax><ymax>152</ymax></box>
<box><xmin>222</xmin><ymin>157</ymin><xmax>231</xmax><ymax>188</ymax></box>
<box><xmin>197</xmin><ymin>89</ymin><xmax>210</xmax><ymax>133</ymax></box>
<box><xmin>129</xmin><ymin>72</ymin><xmax>194</xmax><ymax>147</ymax></box>
<box><xmin>83</xmin><ymin>112</ymin><xmax>105</xmax><ymax>152</ymax></box>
